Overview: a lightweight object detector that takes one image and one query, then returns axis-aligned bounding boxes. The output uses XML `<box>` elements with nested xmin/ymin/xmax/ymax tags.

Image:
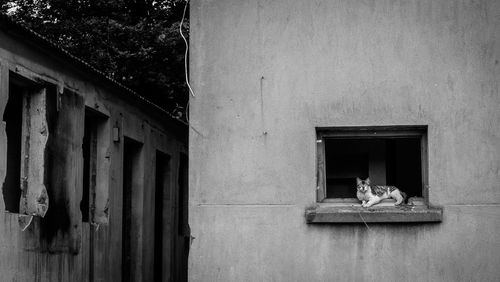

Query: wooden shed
<box><xmin>0</xmin><ymin>15</ymin><xmax>188</xmax><ymax>282</ymax></box>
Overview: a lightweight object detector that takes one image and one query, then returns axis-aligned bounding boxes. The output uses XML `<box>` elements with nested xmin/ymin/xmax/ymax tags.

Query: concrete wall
<box><xmin>189</xmin><ymin>0</ymin><xmax>500</xmax><ymax>281</ymax></box>
<box><xmin>0</xmin><ymin>26</ymin><xmax>187</xmax><ymax>281</ymax></box>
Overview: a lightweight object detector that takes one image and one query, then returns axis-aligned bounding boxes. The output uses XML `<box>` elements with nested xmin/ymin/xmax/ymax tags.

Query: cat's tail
<box><xmin>401</xmin><ymin>191</ymin><xmax>407</xmax><ymax>204</ymax></box>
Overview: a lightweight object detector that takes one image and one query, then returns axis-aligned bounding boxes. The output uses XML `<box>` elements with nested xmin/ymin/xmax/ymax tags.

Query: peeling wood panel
<box><xmin>0</xmin><ymin>32</ymin><xmax>188</xmax><ymax>281</ymax></box>
<box><xmin>19</xmin><ymin>87</ymin><xmax>49</xmax><ymax>218</ymax></box>
<box><xmin>40</xmin><ymin>89</ymin><xmax>84</xmax><ymax>253</ymax></box>
<box><xmin>93</xmin><ymin>117</ymin><xmax>111</xmax><ymax>225</ymax></box>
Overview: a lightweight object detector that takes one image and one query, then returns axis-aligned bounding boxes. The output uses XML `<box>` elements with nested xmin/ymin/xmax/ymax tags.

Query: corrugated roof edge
<box><xmin>0</xmin><ymin>14</ymin><xmax>187</xmax><ymax>127</ymax></box>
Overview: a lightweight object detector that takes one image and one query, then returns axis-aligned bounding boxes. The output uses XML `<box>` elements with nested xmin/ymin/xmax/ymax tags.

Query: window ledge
<box><xmin>305</xmin><ymin>204</ymin><xmax>442</xmax><ymax>223</ymax></box>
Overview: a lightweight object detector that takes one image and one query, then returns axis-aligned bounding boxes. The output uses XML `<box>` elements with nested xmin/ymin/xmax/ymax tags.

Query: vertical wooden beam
<box><xmin>19</xmin><ymin>87</ymin><xmax>49</xmax><ymax>218</ymax></box>
<box><xmin>316</xmin><ymin>135</ymin><xmax>326</xmax><ymax>202</ymax></box>
<box><xmin>132</xmin><ymin>137</ymin><xmax>145</xmax><ymax>282</ymax></box>
<box><xmin>0</xmin><ymin>62</ymin><xmax>8</xmax><ymax>211</ymax></box>
<box><xmin>81</xmin><ymin>222</ymin><xmax>91</xmax><ymax>282</ymax></box>
<box><xmin>421</xmin><ymin>130</ymin><xmax>429</xmax><ymax>205</ymax></box>
<box><xmin>91</xmin><ymin>112</ymin><xmax>112</xmax><ymax>282</ymax></box>
<box><xmin>141</xmin><ymin>122</ymin><xmax>154</xmax><ymax>281</ymax></box>
<box><xmin>94</xmin><ymin>114</ymin><xmax>111</xmax><ymax>224</ymax></box>
<box><xmin>170</xmin><ymin>151</ymin><xmax>180</xmax><ymax>282</ymax></box>
<box><xmin>173</xmin><ymin>151</ymin><xmax>189</xmax><ymax>282</ymax></box>
<box><xmin>157</xmin><ymin>151</ymin><xmax>171</xmax><ymax>282</ymax></box>
<box><xmin>0</xmin><ymin>61</ymin><xmax>7</xmax><ymax>113</ymax></box>
<box><xmin>41</xmin><ymin>88</ymin><xmax>84</xmax><ymax>252</ymax></box>
<box><xmin>107</xmin><ymin>114</ymin><xmax>123</xmax><ymax>282</ymax></box>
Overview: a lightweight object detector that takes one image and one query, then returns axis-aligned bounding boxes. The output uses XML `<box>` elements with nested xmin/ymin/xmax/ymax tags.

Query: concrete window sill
<box><xmin>305</xmin><ymin>204</ymin><xmax>443</xmax><ymax>223</ymax></box>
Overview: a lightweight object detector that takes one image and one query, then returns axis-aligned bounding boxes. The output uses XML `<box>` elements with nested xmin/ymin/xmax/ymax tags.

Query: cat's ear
<box><xmin>356</xmin><ymin>177</ymin><xmax>362</xmax><ymax>185</ymax></box>
<box><xmin>365</xmin><ymin>178</ymin><xmax>371</xmax><ymax>185</ymax></box>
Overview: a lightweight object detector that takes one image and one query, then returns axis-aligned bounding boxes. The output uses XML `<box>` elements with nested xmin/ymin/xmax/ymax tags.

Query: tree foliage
<box><xmin>1</xmin><ymin>0</ymin><xmax>189</xmax><ymax>118</ymax></box>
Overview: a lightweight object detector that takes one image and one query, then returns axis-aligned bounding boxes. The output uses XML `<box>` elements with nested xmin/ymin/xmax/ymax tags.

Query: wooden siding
<box><xmin>0</xmin><ymin>26</ymin><xmax>187</xmax><ymax>282</ymax></box>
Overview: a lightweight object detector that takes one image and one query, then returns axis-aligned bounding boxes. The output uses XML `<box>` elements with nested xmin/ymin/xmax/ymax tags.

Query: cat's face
<box><xmin>356</xmin><ymin>177</ymin><xmax>371</xmax><ymax>193</ymax></box>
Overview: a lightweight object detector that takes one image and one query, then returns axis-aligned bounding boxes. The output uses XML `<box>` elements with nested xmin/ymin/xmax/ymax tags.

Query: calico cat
<box><xmin>356</xmin><ymin>177</ymin><xmax>406</xmax><ymax>207</ymax></box>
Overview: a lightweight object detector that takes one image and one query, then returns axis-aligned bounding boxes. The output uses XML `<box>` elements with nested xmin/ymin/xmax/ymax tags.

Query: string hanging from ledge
<box><xmin>357</xmin><ymin>211</ymin><xmax>371</xmax><ymax>231</ymax></box>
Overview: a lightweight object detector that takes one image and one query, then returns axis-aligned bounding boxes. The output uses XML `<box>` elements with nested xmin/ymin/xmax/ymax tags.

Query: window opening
<box><xmin>317</xmin><ymin>126</ymin><xmax>427</xmax><ymax>203</ymax></box>
<box><xmin>81</xmin><ymin>109</ymin><xmax>108</xmax><ymax>223</ymax></box>
<box><xmin>154</xmin><ymin>151</ymin><xmax>170</xmax><ymax>282</ymax></box>
<box><xmin>174</xmin><ymin>152</ymin><xmax>189</xmax><ymax>282</ymax></box>
<box><xmin>325</xmin><ymin>138</ymin><xmax>422</xmax><ymax>199</ymax></box>
<box><xmin>2</xmin><ymin>83</ymin><xmax>24</xmax><ymax>212</ymax></box>
<box><xmin>177</xmin><ymin>153</ymin><xmax>188</xmax><ymax>236</ymax></box>
<box><xmin>81</xmin><ymin>114</ymin><xmax>92</xmax><ymax>222</ymax></box>
<box><xmin>2</xmin><ymin>73</ymin><xmax>49</xmax><ymax>217</ymax></box>
<box><xmin>122</xmin><ymin>137</ymin><xmax>142</xmax><ymax>282</ymax></box>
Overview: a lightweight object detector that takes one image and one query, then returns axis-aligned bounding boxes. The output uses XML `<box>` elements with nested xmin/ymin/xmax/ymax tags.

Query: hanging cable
<box><xmin>180</xmin><ymin>0</ymin><xmax>195</xmax><ymax>97</ymax></box>
<box><xmin>176</xmin><ymin>0</ymin><xmax>205</xmax><ymax>136</ymax></box>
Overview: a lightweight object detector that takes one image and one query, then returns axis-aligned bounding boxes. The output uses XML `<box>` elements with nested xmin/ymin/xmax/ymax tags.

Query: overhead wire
<box><xmin>180</xmin><ymin>0</ymin><xmax>195</xmax><ymax>98</ymax></box>
<box><xmin>178</xmin><ymin>0</ymin><xmax>204</xmax><ymax>137</ymax></box>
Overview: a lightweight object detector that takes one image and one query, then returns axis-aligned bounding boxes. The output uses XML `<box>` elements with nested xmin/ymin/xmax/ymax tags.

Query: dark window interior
<box><xmin>177</xmin><ymin>153</ymin><xmax>188</xmax><ymax>236</ymax></box>
<box><xmin>154</xmin><ymin>151</ymin><xmax>170</xmax><ymax>282</ymax></box>
<box><xmin>81</xmin><ymin>113</ymin><xmax>92</xmax><ymax>222</ymax></box>
<box><xmin>174</xmin><ymin>152</ymin><xmax>189</xmax><ymax>282</ymax></box>
<box><xmin>122</xmin><ymin>137</ymin><xmax>142</xmax><ymax>282</ymax></box>
<box><xmin>81</xmin><ymin>109</ymin><xmax>107</xmax><ymax>223</ymax></box>
<box><xmin>325</xmin><ymin>138</ymin><xmax>422</xmax><ymax>199</ymax></box>
<box><xmin>2</xmin><ymin>83</ymin><xmax>24</xmax><ymax>213</ymax></box>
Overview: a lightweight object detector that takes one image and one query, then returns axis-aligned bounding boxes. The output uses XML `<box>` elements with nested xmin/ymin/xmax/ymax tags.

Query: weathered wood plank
<box><xmin>19</xmin><ymin>87</ymin><xmax>49</xmax><ymax>218</ymax></box>
<box><xmin>81</xmin><ymin>223</ymin><xmax>91</xmax><ymax>282</ymax></box>
<box><xmin>316</xmin><ymin>137</ymin><xmax>326</xmax><ymax>202</ymax></box>
<box><xmin>105</xmin><ymin>113</ymin><xmax>123</xmax><ymax>282</ymax></box>
<box><xmin>141</xmin><ymin>122</ymin><xmax>154</xmax><ymax>282</ymax></box>
<box><xmin>38</xmin><ymin>89</ymin><xmax>84</xmax><ymax>253</ymax></box>
<box><xmin>93</xmin><ymin>109</ymin><xmax>111</xmax><ymax>225</ymax></box>
<box><xmin>0</xmin><ymin>62</ymin><xmax>8</xmax><ymax>212</ymax></box>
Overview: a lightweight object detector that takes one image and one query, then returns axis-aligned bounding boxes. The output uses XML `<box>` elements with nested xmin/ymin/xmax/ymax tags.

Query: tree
<box><xmin>1</xmin><ymin>0</ymin><xmax>189</xmax><ymax>119</ymax></box>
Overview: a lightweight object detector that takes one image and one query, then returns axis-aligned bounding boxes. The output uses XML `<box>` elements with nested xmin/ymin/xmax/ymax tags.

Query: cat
<box><xmin>356</xmin><ymin>177</ymin><xmax>406</xmax><ymax>207</ymax></box>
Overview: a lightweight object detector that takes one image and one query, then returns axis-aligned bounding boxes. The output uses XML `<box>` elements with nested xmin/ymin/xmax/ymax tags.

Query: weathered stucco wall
<box><xmin>189</xmin><ymin>0</ymin><xmax>500</xmax><ymax>281</ymax></box>
<box><xmin>0</xmin><ymin>26</ymin><xmax>187</xmax><ymax>281</ymax></box>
